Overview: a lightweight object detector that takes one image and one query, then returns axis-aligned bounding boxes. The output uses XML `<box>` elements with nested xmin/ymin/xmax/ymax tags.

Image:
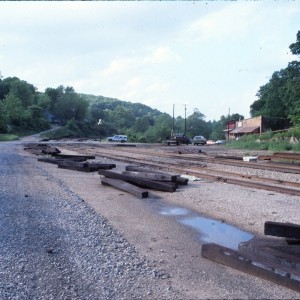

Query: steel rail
<box><xmin>85</xmin><ymin>146</ymin><xmax>300</xmax><ymax>174</ymax></box>
<box><xmin>63</xmin><ymin>146</ymin><xmax>300</xmax><ymax>196</ymax></box>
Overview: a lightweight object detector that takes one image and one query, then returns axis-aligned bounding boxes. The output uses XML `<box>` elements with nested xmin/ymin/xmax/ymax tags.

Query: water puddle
<box><xmin>158</xmin><ymin>205</ymin><xmax>254</xmax><ymax>250</ymax></box>
<box><xmin>180</xmin><ymin>216</ymin><xmax>254</xmax><ymax>250</ymax></box>
<box><xmin>160</xmin><ymin>207</ymin><xmax>189</xmax><ymax>216</ymax></box>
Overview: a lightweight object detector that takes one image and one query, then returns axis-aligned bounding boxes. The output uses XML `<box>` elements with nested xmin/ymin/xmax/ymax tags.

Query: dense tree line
<box><xmin>250</xmin><ymin>31</ymin><xmax>300</xmax><ymax>126</ymax></box>
<box><xmin>0</xmin><ymin>75</ymin><xmax>242</xmax><ymax>141</ymax></box>
<box><xmin>0</xmin><ymin>73</ymin><xmax>246</xmax><ymax>142</ymax></box>
<box><xmin>0</xmin><ymin>76</ymin><xmax>50</xmax><ymax>133</ymax></box>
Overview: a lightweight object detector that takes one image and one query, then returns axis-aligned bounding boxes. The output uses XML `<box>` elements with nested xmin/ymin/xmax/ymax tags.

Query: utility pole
<box><xmin>98</xmin><ymin>119</ymin><xmax>102</xmax><ymax>142</ymax></box>
<box><xmin>184</xmin><ymin>104</ymin><xmax>187</xmax><ymax>135</ymax></box>
<box><xmin>227</xmin><ymin>107</ymin><xmax>230</xmax><ymax>141</ymax></box>
<box><xmin>172</xmin><ymin>104</ymin><xmax>175</xmax><ymax>137</ymax></box>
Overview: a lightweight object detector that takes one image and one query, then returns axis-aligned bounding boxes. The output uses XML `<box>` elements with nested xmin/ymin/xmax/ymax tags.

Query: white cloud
<box><xmin>102</xmin><ymin>58</ymin><xmax>135</xmax><ymax>76</ymax></box>
<box><xmin>0</xmin><ymin>1</ymin><xmax>299</xmax><ymax>121</ymax></box>
<box><xmin>145</xmin><ymin>47</ymin><xmax>181</xmax><ymax>64</ymax></box>
<box><xmin>182</xmin><ymin>2</ymin><xmax>257</xmax><ymax>43</ymax></box>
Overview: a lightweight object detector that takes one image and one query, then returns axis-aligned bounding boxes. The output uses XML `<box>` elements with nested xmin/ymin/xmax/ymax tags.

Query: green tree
<box><xmin>0</xmin><ymin>101</ymin><xmax>8</xmax><ymax>132</ymax></box>
<box><xmin>132</xmin><ymin>116</ymin><xmax>151</xmax><ymax>133</ymax></box>
<box><xmin>2</xmin><ymin>93</ymin><xmax>27</xmax><ymax>127</ymax></box>
<box><xmin>111</xmin><ymin>105</ymin><xmax>135</xmax><ymax>130</ymax></box>
<box><xmin>210</xmin><ymin>120</ymin><xmax>225</xmax><ymax>140</ymax></box>
<box><xmin>36</xmin><ymin>92</ymin><xmax>51</xmax><ymax>109</ymax></box>
<box><xmin>289</xmin><ymin>30</ymin><xmax>300</xmax><ymax>56</ymax></box>
<box><xmin>151</xmin><ymin>113</ymin><xmax>173</xmax><ymax>141</ymax></box>
<box><xmin>187</xmin><ymin>109</ymin><xmax>208</xmax><ymax>137</ymax></box>
<box><xmin>9</xmin><ymin>79</ymin><xmax>36</xmax><ymax>107</ymax></box>
<box><xmin>45</xmin><ymin>85</ymin><xmax>64</xmax><ymax>111</ymax></box>
<box><xmin>250</xmin><ymin>31</ymin><xmax>300</xmax><ymax>126</ymax></box>
<box><xmin>54</xmin><ymin>92</ymin><xmax>88</xmax><ymax>123</ymax></box>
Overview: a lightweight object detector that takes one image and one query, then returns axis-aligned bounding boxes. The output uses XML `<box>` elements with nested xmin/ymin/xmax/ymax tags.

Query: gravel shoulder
<box><xmin>17</xmin><ymin>140</ymin><xmax>300</xmax><ymax>299</ymax></box>
<box><xmin>1</xmin><ymin>142</ymin><xmax>179</xmax><ymax>299</ymax></box>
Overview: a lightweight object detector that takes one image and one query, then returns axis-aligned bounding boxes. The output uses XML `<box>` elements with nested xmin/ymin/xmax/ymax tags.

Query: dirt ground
<box><xmin>21</xmin><ymin>139</ymin><xmax>300</xmax><ymax>299</ymax></box>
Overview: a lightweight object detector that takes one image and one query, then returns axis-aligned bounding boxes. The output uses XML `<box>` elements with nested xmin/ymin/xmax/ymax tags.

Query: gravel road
<box><xmin>1</xmin><ymin>139</ymin><xmax>300</xmax><ymax>299</ymax></box>
<box><xmin>0</xmin><ymin>141</ymin><xmax>178</xmax><ymax>299</ymax></box>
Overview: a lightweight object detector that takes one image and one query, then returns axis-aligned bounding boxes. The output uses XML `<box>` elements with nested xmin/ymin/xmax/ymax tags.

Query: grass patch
<box><xmin>0</xmin><ymin>134</ymin><xmax>19</xmax><ymax>141</ymax></box>
<box><xmin>226</xmin><ymin>128</ymin><xmax>300</xmax><ymax>152</ymax></box>
<box><xmin>40</xmin><ymin>127</ymin><xmax>77</xmax><ymax>139</ymax></box>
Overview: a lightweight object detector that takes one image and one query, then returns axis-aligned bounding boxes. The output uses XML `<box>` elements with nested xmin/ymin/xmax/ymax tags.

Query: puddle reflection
<box><xmin>160</xmin><ymin>207</ymin><xmax>189</xmax><ymax>216</ymax></box>
<box><xmin>180</xmin><ymin>216</ymin><xmax>254</xmax><ymax>250</ymax></box>
<box><xmin>158</xmin><ymin>206</ymin><xmax>254</xmax><ymax>250</ymax></box>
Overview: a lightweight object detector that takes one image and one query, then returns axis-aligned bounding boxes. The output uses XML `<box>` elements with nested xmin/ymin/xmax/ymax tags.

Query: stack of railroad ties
<box><xmin>24</xmin><ymin>143</ymin><xmax>188</xmax><ymax>199</ymax></box>
<box><xmin>202</xmin><ymin>221</ymin><xmax>300</xmax><ymax>293</ymax></box>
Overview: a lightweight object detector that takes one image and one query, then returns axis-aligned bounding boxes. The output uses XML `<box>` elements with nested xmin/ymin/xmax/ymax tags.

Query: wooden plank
<box><xmin>53</xmin><ymin>153</ymin><xmax>95</xmax><ymax>159</ymax></box>
<box><xmin>38</xmin><ymin>158</ymin><xmax>64</xmax><ymax>165</ymax></box>
<box><xmin>57</xmin><ymin>162</ymin><xmax>115</xmax><ymax>172</ymax></box>
<box><xmin>123</xmin><ymin>170</ymin><xmax>177</xmax><ymax>182</ymax></box>
<box><xmin>101</xmin><ymin>177</ymin><xmax>148</xmax><ymax>198</ymax></box>
<box><xmin>175</xmin><ymin>176</ymin><xmax>189</xmax><ymax>185</ymax></box>
<box><xmin>215</xmin><ymin>155</ymin><xmax>243</xmax><ymax>161</ymax></box>
<box><xmin>238</xmin><ymin>237</ymin><xmax>300</xmax><ymax>270</ymax></box>
<box><xmin>125</xmin><ymin>165</ymin><xmax>175</xmax><ymax>175</ymax></box>
<box><xmin>41</xmin><ymin>148</ymin><xmax>61</xmax><ymax>155</ymax></box>
<box><xmin>58</xmin><ymin>161</ymin><xmax>88</xmax><ymax>168</ymax></box>
<box><xmin>258</xmin><ymin>245</ymin><xmax>300</xmax><ymax>270</ymax></box>
<box><xmin>264</xmin><ymin>221</ymin><xmax>300</xmax><ymax>239</ymax></box>
<box><xmin>201</xmin><ymin>243</ymin><xmax>300</xmax><ymax>292</ymax></box>
<box><xmin>125</xmin><ymin>165</ymin><xmax>188</xmax><ymax>185</ymax></box>
<box><xmin>55</xmin><ymin>157</ymin><xmax>87</xmax><ymax>162</ymax></box>
<box><xmin>87</xmin><ymin>163</ymin><xmax>116</xmax><ymax>171</ymax></box>
<box><xmin>258</xmin><ymin>155</ymin><xmax>272</xmax><ymax>161</ymax></box>
<box><xmin>57</xmin><ymin>165</ymin><xmax>92</xmax><ymax>172</ymax></box>
<box><xmin>114</xmin><ymin>144</ymin><xmax>136</xmax><ymax>147</ymax></box>
<box><xmin>98</xmin><ymin>169</ymin><xmax>176</xmax><ymax>192</ymax></box>
<box><xmin>273</xmin><ymin>152</ymin><xmax>300</xmax><ymax>161</ymax></box>
<box><xmin>24</xmin><ymin>144</ymin><xmax>61</xmax><ymax>155</ymax></box>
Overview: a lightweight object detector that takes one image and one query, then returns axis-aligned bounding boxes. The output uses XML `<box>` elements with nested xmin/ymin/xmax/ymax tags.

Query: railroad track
<box><xmin>57</xmin><ymin>143</ymin><xmax>300</xmax><ymax>196</ymax></box>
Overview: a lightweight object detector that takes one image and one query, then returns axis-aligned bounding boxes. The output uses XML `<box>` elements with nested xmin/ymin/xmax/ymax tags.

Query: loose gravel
<box><xmin>0</xmin><ymin>143</ymin><xmax>179</xmax><ymax>299</ymax></box>
<box><xmin>2</xmin><ymin>140</ymin><xmax>300</xmax><ymax>299</ymax></box>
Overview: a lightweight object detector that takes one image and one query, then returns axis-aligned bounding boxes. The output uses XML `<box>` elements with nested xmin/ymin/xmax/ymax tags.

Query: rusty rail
<box><xmin>50</xmin><ymin>144</ymin><xmax>300</xmax><ymax>196</ymax></box>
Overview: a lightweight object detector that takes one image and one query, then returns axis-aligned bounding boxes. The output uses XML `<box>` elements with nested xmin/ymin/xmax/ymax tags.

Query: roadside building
<box><xmin>226</xmin><ymin>116</ymin><xmax>290</xmax><ymax>140</ymax></box>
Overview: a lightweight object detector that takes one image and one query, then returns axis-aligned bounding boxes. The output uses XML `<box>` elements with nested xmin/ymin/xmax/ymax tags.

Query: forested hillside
<box><xmin>0</xmin><ymin>76</ymin><xmax>232</xmax><ymax>142</ymax></box>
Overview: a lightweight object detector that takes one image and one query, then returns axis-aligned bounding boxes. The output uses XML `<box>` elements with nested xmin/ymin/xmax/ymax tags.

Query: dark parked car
<box><xmin>192</xmin><ymin>136</ymin><xmax>207</xmax><ymax>145</ymax></box>
<box><xmin>166</xmin><ymin>133</ymin><xmax>190</xmax><ymax>145</ymax></box>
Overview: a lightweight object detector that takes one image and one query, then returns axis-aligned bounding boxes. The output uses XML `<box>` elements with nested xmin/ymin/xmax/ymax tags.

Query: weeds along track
<box><xmin>57</xmin><ymin>143</ymin><xmax>300</xmax><ymax>196</ymax></box>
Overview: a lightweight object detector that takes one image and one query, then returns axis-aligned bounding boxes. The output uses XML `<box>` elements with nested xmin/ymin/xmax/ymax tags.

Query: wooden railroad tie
<box><xmin>98</xmin><ymin>169</ymin><xmax>177</xmax><ymax>192</ymax></box>
<box><xmin>24</xmin><ymin>143</ymin><xmax>61</xmax><ymax>156</ymax></box>
<box><xmin>38</xmin><ymin>157</ymin><xmax>116</xmax><ymax>172</ymax></box>
<box><xmin>58</xmin><ymin>161</ymin><xmax>116</xmax><ymax>172</ymax></box>
<box><xmin>202</xmin><ymin>243</ymin><xmax>300</xmax><ymax>293</ymax></box>
<box><xmin>125</xmin><ymin>165</ymin><xmax>188</xmax><ymax>185</ymax></box>
<box><xmin>201</xmin><ymin>221</ymin><xmax>300</xmax><ymax>292</ymax></box>
<box><xmin>52</xmin><ymin>153</ymin><xmax>96</xmax><ymax>160</ymax></box>
<box><xmin>265</xmin><ymin>221</ymin><xmax>300</xmax><ymax>240</ymax></box>
<box><xmin>101</xmin><ymin>177</ymin><xmax>148</xmax><ymax>199</ymax></box>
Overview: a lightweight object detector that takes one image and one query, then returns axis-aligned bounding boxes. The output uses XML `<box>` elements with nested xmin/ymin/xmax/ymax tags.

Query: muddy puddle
<box><xmin>158</xmin><ymin>204</ymin><xmax>253</xmax><ymax>250</ymax></box>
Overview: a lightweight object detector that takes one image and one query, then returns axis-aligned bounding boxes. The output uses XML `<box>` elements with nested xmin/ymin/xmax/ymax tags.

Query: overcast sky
<box><xmin>0</xmin><ymin>1</ymin><xmax>299</xmax><ymax>121</ymax></box>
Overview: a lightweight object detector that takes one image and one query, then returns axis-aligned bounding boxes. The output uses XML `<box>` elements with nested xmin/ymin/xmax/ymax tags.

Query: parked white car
<box><xmin>215</xmin><ymin>140</ymin><xmax>226</xmax><ymax>145</ymax></box>
<box><xmin>107</xmin><ymin>135</ymin><xmax>128</xmax><ymax>143</ymax></box>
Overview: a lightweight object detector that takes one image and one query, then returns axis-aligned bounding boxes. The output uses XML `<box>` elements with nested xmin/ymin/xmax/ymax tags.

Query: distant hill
<box><xmin>80</xmin><ymin>94</ymin><xmax>165</xmax><ymax>118</ymax></box>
